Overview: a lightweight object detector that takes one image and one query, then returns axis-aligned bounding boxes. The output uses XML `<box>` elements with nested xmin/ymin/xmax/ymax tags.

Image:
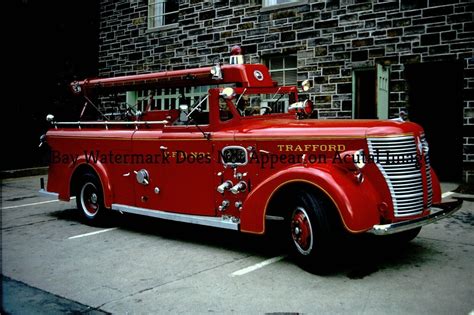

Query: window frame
<box><xmin>261</xmin><ymin>55</ymin><xmax>298</xmax><ymax>112</ymax></box>
<box><xmin>147</xmin><ymin>0</ymin><xmax>179</xmax><ymax>30</ymax></box>
<box><xmin>261</xmin><ymin>0</ymin><xmax>307</xmax><ymax>11</ymax></box>
<box><xmin>264</xmin><ymin>55</ymin><xmax>298</xmax><ymax>87</ymax></box>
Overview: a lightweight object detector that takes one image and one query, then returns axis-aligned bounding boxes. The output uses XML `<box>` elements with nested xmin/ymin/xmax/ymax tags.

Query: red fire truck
<box><xmin>40</xmin><ymin>49</ymin><xmax>461</xmax><ymax>269</ymax></box>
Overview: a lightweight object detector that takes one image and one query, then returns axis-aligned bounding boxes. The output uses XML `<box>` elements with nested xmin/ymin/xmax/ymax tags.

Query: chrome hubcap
<box><xmin>81</xmin><ymin>182</ymin><xmax>99</xmax><ymax>217</ymax></box>
<box><xmin>90</xmin><ymin>193</ymin><xmax>98</xmax><ymax>204</ymax></box>
<box><xmin>291</xmin><ymin>207</ymin><xmax>313</xmax><ymax>255</ymax></box>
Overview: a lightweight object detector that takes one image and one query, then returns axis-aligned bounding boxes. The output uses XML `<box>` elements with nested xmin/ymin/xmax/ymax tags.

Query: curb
<box><xmin>0</xmin><ymin>167</ymin><xmax>49</xmax><ymax>179</ymax></box>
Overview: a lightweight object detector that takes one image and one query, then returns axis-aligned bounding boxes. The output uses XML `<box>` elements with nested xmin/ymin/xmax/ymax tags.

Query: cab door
<box><xmin>210</xmin><ymin>88</ymin><xmax>260</xmax><ymax>221</ymax></box>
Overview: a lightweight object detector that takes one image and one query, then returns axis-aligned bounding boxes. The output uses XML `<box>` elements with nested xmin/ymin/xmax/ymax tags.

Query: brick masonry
<box><xmin>98</xmin><ymin>0</ymin><xmax>474</xmax><ymax>182</ymax></box>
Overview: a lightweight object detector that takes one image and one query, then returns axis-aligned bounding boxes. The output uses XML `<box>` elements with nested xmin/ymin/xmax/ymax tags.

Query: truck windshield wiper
<box><xmin>187</xmin><ymin>95</ymin><xmax>211</xmax><ymax>140</ymax></box>
<box><xmin>80</xmin><ymin>95</ymin><xmax>109</xmax><ymax>121</ymax></box>
<box><xmin>271</xmin><ymin>87</ymin><xmax>285</xmax><ymax>106</ymax></box>
<box><xmin>235</xmin><ymin>88</ymin><xmax>247</xmax><ymax>107</ymax></box>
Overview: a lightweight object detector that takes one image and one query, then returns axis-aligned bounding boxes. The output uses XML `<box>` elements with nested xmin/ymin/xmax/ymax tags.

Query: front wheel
<box><xmin>287</xmin><ymin>189</ymin><xmax>341</xmax><ymax>272</ymax></box>
<box><xmin>290</xmin><ymin>207</ymin><xmax>314</xmax><ymax>255</ymax></box>
<box><xmin>76</xmin><ymin>173</ymin><xmax>107</xmax><ymax>224</ymax></box>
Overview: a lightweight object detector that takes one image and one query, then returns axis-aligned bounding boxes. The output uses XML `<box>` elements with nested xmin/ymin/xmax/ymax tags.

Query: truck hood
<box><xmin>233</xmin><ymin>117</ymin><xmax>424</xmax><ymax>140</ymax></box>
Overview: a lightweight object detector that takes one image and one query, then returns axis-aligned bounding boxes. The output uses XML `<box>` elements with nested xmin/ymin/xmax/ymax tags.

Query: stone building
<box><xmin>98</xmin><ymin>0</ymin><xmax>473</xmax><ymax>183</ymax></box>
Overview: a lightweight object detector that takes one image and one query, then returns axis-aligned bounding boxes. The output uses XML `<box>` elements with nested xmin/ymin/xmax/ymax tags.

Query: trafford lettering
<box><xmin>277</xmin><ymin>144</ymin><xmax>346</xmax><ymax>152</ymax></box>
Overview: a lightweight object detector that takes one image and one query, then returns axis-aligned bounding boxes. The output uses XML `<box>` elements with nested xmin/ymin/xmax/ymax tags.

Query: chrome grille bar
<box><xmin>421</xmin><ymin>135</ymin><xmax>433</xmax><ymax>208</ymax></box>
<box><xmin>368</xmin><ymin>135</ymin><xmax>430</xmax><ymax>217</ymax></box>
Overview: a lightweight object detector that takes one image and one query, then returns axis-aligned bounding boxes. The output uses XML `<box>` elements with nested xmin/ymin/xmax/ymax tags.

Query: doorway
<box><xmin>352</xmin><ymin>64</ymin><xmax>390</xmax><ymax>119</ymax></box>
<box><xmin>353</xmin><ymin>69</ymin><xmax>376</xmax><ymax>119</ymax></box>
<box><xmin>405</xmin><ymin>61</ymin><xmax>463</xmax><ymax>182</ymax></box>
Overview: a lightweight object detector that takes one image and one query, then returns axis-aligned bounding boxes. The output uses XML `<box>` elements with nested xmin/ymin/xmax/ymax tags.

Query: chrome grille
<box><xmin>368</xmin><ymin>136</ymin><xmax>427</xmax><ymax>217</ymax></box>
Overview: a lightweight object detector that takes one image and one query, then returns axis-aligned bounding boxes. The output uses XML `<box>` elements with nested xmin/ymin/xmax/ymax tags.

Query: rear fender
<box><xmin>68</xmin><ymin>156</ymin><xmax>113</xmax><ymax>208</ymax></box>
<box><xmin>240</xmin><ymin>165</ymin><xmax>381</xmax><ymax>234</ymax></box>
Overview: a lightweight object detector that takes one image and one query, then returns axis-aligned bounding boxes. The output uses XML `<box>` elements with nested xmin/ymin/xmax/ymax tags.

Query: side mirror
<box><xmin>179</xmin><ymin>105</ymin><xmax>189</xmax><ymax>123</ymax></box>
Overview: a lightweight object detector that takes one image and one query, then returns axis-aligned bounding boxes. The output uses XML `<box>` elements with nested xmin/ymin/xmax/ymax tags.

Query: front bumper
<box><xmin>368</xmin><ymin>199</ymin><xmax>463</xmax><ymax>235</ymax></box>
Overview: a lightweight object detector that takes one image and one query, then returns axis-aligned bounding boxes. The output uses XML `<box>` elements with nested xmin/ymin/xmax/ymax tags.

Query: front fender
<box><xmin>240</xmin><ymin>165</ymin><xmax>381</xmax><ymax>234</ymax></box>
<box><xmin>430</xmin><ymin>168</ymin><xmax>442</xmax><ymax>204</ymax></box>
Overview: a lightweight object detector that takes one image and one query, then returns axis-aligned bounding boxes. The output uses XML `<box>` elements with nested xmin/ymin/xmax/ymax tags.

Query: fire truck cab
<box><xmin>40</xmin><ymin>49</ymin><xmax>462</xmax><ymax>269</ymax></box>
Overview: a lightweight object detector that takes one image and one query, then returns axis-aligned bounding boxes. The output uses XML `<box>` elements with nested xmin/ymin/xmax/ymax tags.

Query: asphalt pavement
<box><xmin>1</xmin><ymin>175</ymin><xmax>473</xmax><ymax>314</ymax></box>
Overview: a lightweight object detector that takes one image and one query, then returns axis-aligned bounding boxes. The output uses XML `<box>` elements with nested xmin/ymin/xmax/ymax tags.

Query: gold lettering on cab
<box><xmin>276</xmin><ymin>144</ymin><xmax>346</xmax><ymax>152</ymax></box>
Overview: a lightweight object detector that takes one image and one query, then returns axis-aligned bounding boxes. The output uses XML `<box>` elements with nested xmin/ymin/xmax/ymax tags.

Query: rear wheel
<box><xmin>76</xmin><ymin>173</ymin><xmax>107</xmax><ymax>224</ymax></box>
<box><xmin>286</xmin><ymin>189</ymin><xmax>341</xmax><ymax>272</ymax></box>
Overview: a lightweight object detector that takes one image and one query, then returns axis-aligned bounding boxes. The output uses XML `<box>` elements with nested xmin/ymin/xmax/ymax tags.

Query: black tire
<box><xmin>286</xmin><ymin>189</ymin><xmax>341</xmax><ymax>272</ymax></box>
<box><xmin>75</xmin><ymin>173</ymin><xmax>107</xmax><ymax>224</ymax></box>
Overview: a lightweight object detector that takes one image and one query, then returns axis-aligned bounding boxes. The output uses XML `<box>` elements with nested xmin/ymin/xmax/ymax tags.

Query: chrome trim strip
<box><xmin>38</xmin><ymin>189</ymin><xmax>59</xmax><ymax>198</ymax></box>
<box><xmin>111</xmin><ymin>204</ymin><xmax>239</xmax><ymax>231</ymax></box>
<box><xmin>265</xmin><ymin>215</ymin><xmax>285</xmax><ymax>221</ymax></box>
<box><xmin>368</xmin><ymin>199</ymin><xmax>462</xmax><ymax>235</ymax></box>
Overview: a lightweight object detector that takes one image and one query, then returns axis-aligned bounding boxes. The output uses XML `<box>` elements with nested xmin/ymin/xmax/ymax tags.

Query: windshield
<box><xmin>220</xmin><ymin>87</ymin><xmax>298</xmax><ymax>117</ymax></box>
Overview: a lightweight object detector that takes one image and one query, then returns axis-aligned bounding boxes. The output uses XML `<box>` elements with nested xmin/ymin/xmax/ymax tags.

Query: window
<box><xmin>127</xmin><ymin>86</ymin><xmax>212</xmax><ymax>112</ymax></box>
<box><xmin>148</xmin><ymin>0</ymin><xmax>178</xmax><ymax>29</ymax></box>
<box><xmin>265</xmin><ymin>55</ymin><xmax>297</xmax><ymax>86</ymax></box>
<box><xmin>263</xmin><ymin>0</ymin><xmax>301</xmax><ymax>7</ymax></box>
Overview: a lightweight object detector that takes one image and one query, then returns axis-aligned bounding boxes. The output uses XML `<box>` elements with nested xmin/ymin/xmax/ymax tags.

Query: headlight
<box><xmin>301</xmin><ymin>79</ymin><xmax>312</xmax><ymax>92</ymax></box>
<box><xmin>211</xmin><ymin>65</ymin><xmax>222</xmax><ymax>79</ymax></box>
<box><xmin>338</xmin><ymin>149</ymin><xmax>366</xmax><ymax>171</ymax></box>
<box><xmin>353</xmin><ymin>149</ymin><xmax>366</xmax><ymax>170</ymax></box>
<box><xmin>335</xmin><ymin>149</ymin><xmax>366</xmax><ymax>184</ymax></box>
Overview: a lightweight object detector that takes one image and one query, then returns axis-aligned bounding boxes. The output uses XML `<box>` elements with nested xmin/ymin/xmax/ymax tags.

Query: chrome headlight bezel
<box><xmin>353</xmin><ymin>149</ymin><xmax>366</xmax><ymax>170</ymax></box>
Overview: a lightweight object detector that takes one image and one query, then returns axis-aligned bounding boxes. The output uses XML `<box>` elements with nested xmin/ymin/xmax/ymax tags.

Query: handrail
<box><xmin>53</xmin><ymin>120</ymin><xmax>168</xmax><ymax>126</ymax></box>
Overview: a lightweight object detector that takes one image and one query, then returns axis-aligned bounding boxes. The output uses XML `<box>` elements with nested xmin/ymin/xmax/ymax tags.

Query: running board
<box><xmin>111</xmin><ymin>204</ymin><xmax>239</xmax><ymax>231</ymax></box>
<box><xmin>38</xmin><ymin>189</ymin><xmax>59</xmax><ymax>198</ymax></box>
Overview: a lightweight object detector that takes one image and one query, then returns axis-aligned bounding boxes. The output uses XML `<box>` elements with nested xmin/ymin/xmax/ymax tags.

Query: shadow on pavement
<box><xmin>48</xmin><ymin>208</ymin><xmax>438</xmax><ymax>279</ymax></box>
